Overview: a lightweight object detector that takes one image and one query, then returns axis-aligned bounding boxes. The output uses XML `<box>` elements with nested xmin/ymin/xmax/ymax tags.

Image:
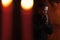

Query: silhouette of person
<box><xmin>33</xmin><ymin>0</ymin><xmax>53</xmax><ymax>40</ymax></box>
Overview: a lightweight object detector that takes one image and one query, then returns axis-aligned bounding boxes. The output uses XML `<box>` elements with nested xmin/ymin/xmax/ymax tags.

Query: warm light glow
<box><xmin>21</xmin><ymin>0</ymin><xmax>34</xmax><ymax>10</ymax></box>
<box><xmin>1</xmin><ymin>0</ymin><xmax>13</xmax><ymax>7</ymax></box>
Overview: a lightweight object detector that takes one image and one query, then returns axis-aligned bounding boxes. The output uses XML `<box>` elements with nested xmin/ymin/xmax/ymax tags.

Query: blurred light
<box><xmin>1</xmin><ymin>0</ymin><xmax>13</xmax><ymax>7</ymax></box>
<box><xmin>44</xmin><ymin>6</ymin><xmax>48</xmax><ymax>13</ymax></box>
<box><xmin>45</xmin><ymin>6</ymin><xmax>48</xmax><ymax>11</ymax></box>
<box><xmin>21</xmin><ymin>0</ymin><xmax>34</xmax><ymax>10</ymax></box>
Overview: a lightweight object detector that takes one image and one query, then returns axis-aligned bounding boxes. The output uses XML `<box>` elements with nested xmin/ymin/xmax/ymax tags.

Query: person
<box><xmin>40</xmin><ymin>3</ymin><xmax>53</xmax><ymax>40</ymax></box>
<box><xmin>33</xmin><ymin>0</ymin><xmax>53</xmax><ymax>40</ymax></box>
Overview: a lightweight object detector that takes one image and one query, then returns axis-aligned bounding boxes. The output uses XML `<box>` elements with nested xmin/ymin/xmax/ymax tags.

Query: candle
<box><xmin>0</xmin><ymin>1</ymin><xmax>2</xmax><ymax>40</ymax></box>
<box><xmin>21</xmin><ymin>0</ymin><xmax>34</xmax><ymax>40</ymax></box>
<box><xmin>1</xmin><ymin>0</ymin><xmax>13</xmax><ymax>40</ymax></box>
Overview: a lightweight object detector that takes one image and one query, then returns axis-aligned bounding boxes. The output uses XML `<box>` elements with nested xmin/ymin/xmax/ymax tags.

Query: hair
<box><xmin>38</xmin><ymin>0</ymin><xmax>47</xmax><ymax>10</ymax></box>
